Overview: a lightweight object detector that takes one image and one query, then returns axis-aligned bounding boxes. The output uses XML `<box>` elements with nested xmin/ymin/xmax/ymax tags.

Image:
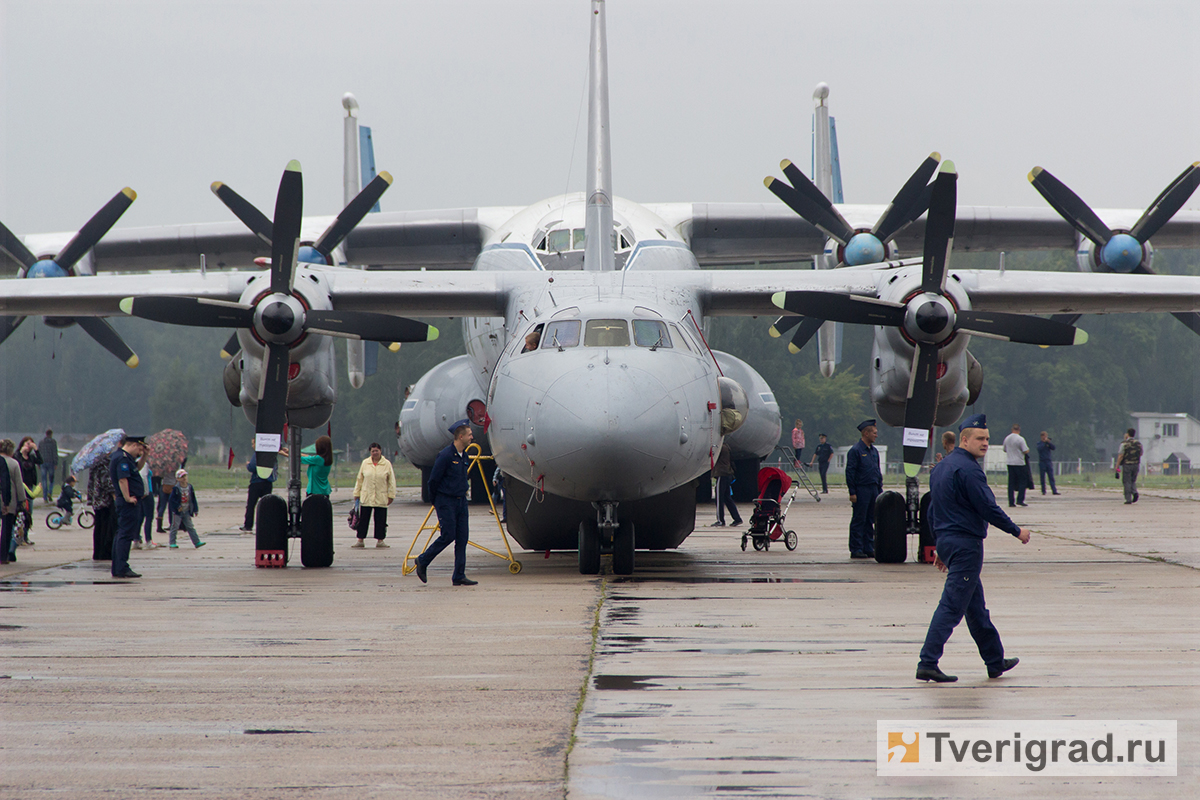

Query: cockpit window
<box><xmin>540</xmin><ymin>320</ymin><xmax>581</xmax><ymax>349</ymax></box>
<box><xmin>632</xmin><ymin>319</ymin><xmax>672</xmax><ymax>348</ymax></box>
<box><xmin>669</xmin><ymin>323</ymin><xmax>697</xmax><ymax>354</ymax></box>
<box><xmin>536</xmin><ymin>227</ymin><xmax>635</xmax><ymax>253</ymax></box>
<box><xmin>546</xmin><ymin>229</ymin><xmax>572</xmax><ymax>253</ymax></box>
<box><xmin>584</xmin><ymin>319</ymin><xmax>630</xmax><ymax>347</ymax></box>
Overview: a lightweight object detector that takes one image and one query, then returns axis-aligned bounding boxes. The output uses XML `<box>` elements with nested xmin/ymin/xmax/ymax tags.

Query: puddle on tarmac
<box><xmin>609</xmin><ymin>576</ymin><xmax>861</xmax><ymax>585</ymax></box>
<box><xmin>593</xmin><ymin>675</ymin><xmax>666</xmax><ymax>691</ymax></box>
<box><xmin>243</xmin><ymin>729</ymin><xmax>314</xmax><ymax>735</ymax></box>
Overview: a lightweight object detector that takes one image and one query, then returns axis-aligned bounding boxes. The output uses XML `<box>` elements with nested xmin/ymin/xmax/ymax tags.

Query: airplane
<box><xmin>3</xmin><ymin>0</ymin><xmax>1200</xmax><ymax>575</ymax></box>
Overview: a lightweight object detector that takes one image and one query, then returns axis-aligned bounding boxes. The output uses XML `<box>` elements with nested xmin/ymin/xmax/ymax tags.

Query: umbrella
<box><xmin>146</xmin><ymin>429</ymin><xmax>189</xmax><ymax>477</ymax></box>
<box><xmin>71</xmin><ymin>428</ymin><xmax>125</xmax><ymax>473</ymax></box>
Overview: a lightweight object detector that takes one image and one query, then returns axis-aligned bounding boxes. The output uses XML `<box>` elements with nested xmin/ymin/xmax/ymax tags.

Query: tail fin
<box><xmin>811</xmin><ymin>83</ymin><xmax>843</xmax><ymax>377</ymax></box>
<box><xmin>341</xmin><ymin>94</ymin><xmax>379</xmax><ymax>385</ymax></box>
<box><xmin>583</xmin><ymin>0</ymin><xmax>615</xmax><ymax>272</ymax></box>
<box><xmin>359</xmin><ymin>127</ymin><xmax>381</xmax><ymax>213</ymax></box>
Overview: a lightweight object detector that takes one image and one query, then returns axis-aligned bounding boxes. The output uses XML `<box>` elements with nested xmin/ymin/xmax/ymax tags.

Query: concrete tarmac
<box><xmin>1</xmin><ymin>483</ymin><xmax>1196</xmax><ymax>798</ymax></box>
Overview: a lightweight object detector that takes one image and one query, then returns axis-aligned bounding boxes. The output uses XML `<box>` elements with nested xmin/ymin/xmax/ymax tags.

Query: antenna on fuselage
<box><xmin>583</xmin><ymin>0</ymin><xmax>614</xmax><ymax>273</ymax></box>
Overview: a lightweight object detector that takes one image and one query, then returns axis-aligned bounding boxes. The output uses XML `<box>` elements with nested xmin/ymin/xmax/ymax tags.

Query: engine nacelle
<box><xmin>711</xmin><ymin>351</ymin><xmax>782</xmax><ymax>459</ymax></box>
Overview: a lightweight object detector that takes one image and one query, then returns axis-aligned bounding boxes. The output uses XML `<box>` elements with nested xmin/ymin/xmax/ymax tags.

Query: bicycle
<box><xmin>46</xmin><ymin>507</ymin><xmax>93</xmax><ymax>530</ymax></box>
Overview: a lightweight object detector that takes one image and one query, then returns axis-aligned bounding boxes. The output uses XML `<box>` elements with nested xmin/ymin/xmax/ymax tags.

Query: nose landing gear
<box><xmin>578</xmin><ymin>501</ymin><xmax>635</xmax><ymax>576</ymax></box>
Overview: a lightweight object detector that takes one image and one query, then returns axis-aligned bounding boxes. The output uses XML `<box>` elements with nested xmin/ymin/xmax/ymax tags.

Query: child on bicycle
<box><xmin>57</xmin><ymin>475</ymin><xmax>81</xmax><ymax>520</ymax></box>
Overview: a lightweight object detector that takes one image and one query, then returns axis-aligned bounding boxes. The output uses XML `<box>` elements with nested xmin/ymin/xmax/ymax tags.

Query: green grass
<box><xmin>176</xmin><ymin>461</ymin><xmax>425</xmax><ymax>491</ymax></box>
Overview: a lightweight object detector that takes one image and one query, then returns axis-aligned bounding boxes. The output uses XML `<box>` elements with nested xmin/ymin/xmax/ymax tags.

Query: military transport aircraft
<box><xmin>3</xmin><ymin>0</ymin><xmax>1199</xmax><ymax>575</ymax></box>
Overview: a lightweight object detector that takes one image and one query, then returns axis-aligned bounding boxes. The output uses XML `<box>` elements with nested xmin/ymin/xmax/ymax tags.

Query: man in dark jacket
<box><xmin>845</xmin><ymin>420</ymin><xmax>882</xmax><ymax>559</ymax></box>
<box><xmin>916</xmin><ymin>414</ymin><xmax>1031</xmax><ymax>683</ymax></box>
<box><xmin>414</xmin><ymin>420</ymin><xmax>477</xmax><ymax>586</ymax></box>
<box><xmin>38</xmin><ymin>429</ymin><xmax>59</xmax><ymax>503</ymax></box>
<box><xmin>809</xmin><ymin>434</ymin><xmax>834</xmax><ymax>494</ymax></box>
<box><xmin>712</xmin><ymin>441</ymin><xmax>742</xmax><ymax>527</ymax></box>
<box><xmin>1036</xmin><ymin>431</ymin><xmax>1059</xmax><ymax>495</ymax></box>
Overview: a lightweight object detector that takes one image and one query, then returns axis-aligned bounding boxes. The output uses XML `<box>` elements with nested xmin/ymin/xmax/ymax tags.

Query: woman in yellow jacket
<box><xmin>352</xmin><ymin>442</ymin><xmax>396</xmax><ymax>548</ymax></box>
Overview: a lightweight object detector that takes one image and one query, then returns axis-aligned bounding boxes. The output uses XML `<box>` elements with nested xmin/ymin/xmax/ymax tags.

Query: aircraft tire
<box><xmin>918</xmin><ymin>492</ymin><xmax>935</xmax><ymax>563</ymax></box>
<box><xmin>874</xmin><ymin>490</ymin><xmax>907</xmax><ymax>563</ymax></box>
<box><xmin>256</xmin><ymin>494</ymin><xmax>289</xmax><ymax>563</ymax></box>
<box><xmin>613</xmin><ymin>520</ymin><xmax>635</xmax><ymax>575</ymax></box>
<box><xmin>578</xmin><ymin>518</ymin><xmax>600</xmax><ymax>575</ymax></box>
<box><xmin>300</xmin><ymin>494</ymin><xmax>334</xmax><ymax>568</ymax></box>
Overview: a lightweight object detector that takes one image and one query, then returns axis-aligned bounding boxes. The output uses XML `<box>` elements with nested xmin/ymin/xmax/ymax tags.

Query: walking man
<box><xmin>414</xmin><ymin>420</ymin><xmax>477</xmax><ymax>586</ymax></box>
<box><xmin>1117</xmin><ymin>428</ymin><xmax>1142</xmax><ymax>504</ymax></box>
<box><xmin>846</xmin><ymin>419</ymin><xmax>882</xmax><ymax>559</ymax></box>
<box><xmin>809</xmin><ymin>433</ymin><xmax>833</xmax><ymax>494</ymax></box>
<box><xmin>1036</xmin><ymin>431</ymin><xmax>1059</xmax><ymax>495</ymax></box>
<box><xmin>38</xmin><ymin>429</ymin><xmax>59</xmax><ymax>503</ymax></box>
<box><xmin>109</xmin><ymin>435</ymin><xmax>148</xmax><ymax>579</ymax></box>
<box><xmin>916</xmin><ymin>414</ymin><xmax>1031</xmax><ymax>683</ymax></box>
<box><xmin>1003</xmin><ymin>424</ymin><xmax>1030</xmax><ymax>507</ymax></box>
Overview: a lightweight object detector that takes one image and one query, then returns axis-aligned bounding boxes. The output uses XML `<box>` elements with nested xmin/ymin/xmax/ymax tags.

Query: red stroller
<box><xmin>741</xmin><ymin>466</ymin><xmax>798</xmax><ymax>552</ymax></box>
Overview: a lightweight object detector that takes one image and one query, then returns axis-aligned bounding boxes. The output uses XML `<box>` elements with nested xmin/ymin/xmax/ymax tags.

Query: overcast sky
<box><xmin>2</xmin><ymin>0</ymin><xmax>1197</xmax><ymax>238</ymax></box>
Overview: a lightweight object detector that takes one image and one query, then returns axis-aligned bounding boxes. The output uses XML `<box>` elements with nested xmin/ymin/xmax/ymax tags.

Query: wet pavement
<box><xmin>0</xmin><ymin>484</ymin><xmax>1196</xmax><ymax>798</ymax></box>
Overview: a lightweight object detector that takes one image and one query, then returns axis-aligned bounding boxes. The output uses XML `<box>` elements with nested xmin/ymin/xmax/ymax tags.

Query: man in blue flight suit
<box><xmin>916</xmin><ymin>414</ymin><xmax>1031</xmax><ymax>683</ymax></box>
<box><xmin>109</xmin><ymin>435</ymin><xmax>148</xmax><ymax>579</ymax></box>
<box><xmin>845</xmin><ymin>419</ymin><xmax>882</xmax><ymax>559</ymax></box>
<box><xmin>414</xmin><ymin>419</ymin><xmax>477</xmax><ymax>586</ymax></box>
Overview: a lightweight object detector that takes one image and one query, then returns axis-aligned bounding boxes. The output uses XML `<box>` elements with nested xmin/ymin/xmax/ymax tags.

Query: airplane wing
<box><xmin>646</xmin><ymin>203</ymin><xmax>1200</xmax><ymax>266</ymax></box>
<box><xmin>6</xmin><ymin>207</ymin><xmax>526</xmax><ymax>274</ymax></box>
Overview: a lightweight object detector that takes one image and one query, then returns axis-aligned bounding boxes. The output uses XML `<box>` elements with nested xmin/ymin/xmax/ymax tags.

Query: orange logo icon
<box><xmin>887</xmin><ymin>731</ymin><xmax>919</xmax><ymax>763</ymax></box>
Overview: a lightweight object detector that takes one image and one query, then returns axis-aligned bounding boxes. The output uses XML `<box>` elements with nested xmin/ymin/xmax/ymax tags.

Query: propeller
<box><xmin>772</xmin><ymin>161</ymin><xmax>1088</xmax><ymax>476</ymax></box>
<box><xmin>1030</xmin><ymin>163</ymin><xmax>1200</xmax><ymax>334</ymax></box>
<box><xmin>122</xmin><ymin>161</ymin><xmax>437</xmax><ymax>479</ymax></box>
<box><xmin>767</xmin><ymin>314</ymin><xmax>824</xmax><ymax>354</ymax></box>
<box><xmin>0</xmin><ymin>189</ymin><xmax>140</xmax><ymax>366</ymax></box>
<box><xmin>208</xmin><ymin>169</ymin><xmax>393</xmax><ymax>362</ymax></box>
<box><xmin>765</xmin><ymin>152</ymin><xmax>941</xmax><ymax>267</ymax></box>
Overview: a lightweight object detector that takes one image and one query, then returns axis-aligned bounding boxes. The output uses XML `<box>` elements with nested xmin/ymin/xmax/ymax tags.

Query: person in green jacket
<box><xmin>301</xmin><ymin>436</ymin><xmax>334</xmax><ymax>496</ymax></box>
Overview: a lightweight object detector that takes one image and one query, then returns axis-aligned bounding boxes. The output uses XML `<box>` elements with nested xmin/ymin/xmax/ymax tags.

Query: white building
<box><xmin>1130</xmin><ymin>412</ymin><xmax>1199</xmax><ymax>474</ymax></box>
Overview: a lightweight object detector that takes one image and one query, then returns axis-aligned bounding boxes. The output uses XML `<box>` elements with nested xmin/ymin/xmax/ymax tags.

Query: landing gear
<box><xmin>613</xmin><ymin>520</ymin><xmax>635</xmax><ymax>576</ymax></box>
<box><xmin>874</xmin><ymin>490</ymin><xmax>907</xmax><ymax>563</ymax></box>
<box><xmin>300</xmin><ymin>494</ymin><xmax>334</xmax><ymax>568</ymax></box>
<box><xmin>578</xmin><ymin>518</ymin><xmax>600</xmax><ymax>575</ymax></box>
<box><xmin>255</xmin><ymin>494</ymin><xmax>289</xmax><ymax>566</ymax></box>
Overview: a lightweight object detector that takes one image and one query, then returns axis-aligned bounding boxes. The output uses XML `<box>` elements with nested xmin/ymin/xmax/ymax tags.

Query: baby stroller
<box><xmin>741</xmin><ymin>466</ymin><xmax>798</xmax><ymax>552</ymax></box>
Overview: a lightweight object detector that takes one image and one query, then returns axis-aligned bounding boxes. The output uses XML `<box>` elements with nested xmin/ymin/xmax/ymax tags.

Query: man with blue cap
<box><xmin>845</xmin><ymin>419</ymin><xmax>882</xmax><ymax>559</ymax></box>
<box><xmin>414</xmin><ymin>419</ymin><xmax>477</xmax><ymax>586</ymax></box>
<box><xmin>109</xmin><ymin>435</ymin><xmax>148</xmax><ymax>579</ymax></box>
<box><xmin>916</xmin><ymin>413</ymin><xmax>1031</xmax><ymax>683</ymax></box>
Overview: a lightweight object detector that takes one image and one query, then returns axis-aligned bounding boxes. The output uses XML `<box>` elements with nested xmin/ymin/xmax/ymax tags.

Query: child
<box><xmin>57</xmin><ymin>476</ymin><xmax>81</xmax><ymax>522</ymax></box>
<box><xmin>167</xmin><ymin>469</ymin><xmax>205</xmax><ymax>549</ymax></box>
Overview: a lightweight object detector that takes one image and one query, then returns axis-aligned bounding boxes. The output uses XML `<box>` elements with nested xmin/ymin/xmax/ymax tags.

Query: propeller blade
<box><xmin>920</xmin><ymin>161</ymin><xmax>958</xmax><ymax>293</ymax></box>
<box><xmin>1169</xmin><ymin>311</ymin><xmax>1200</xmax><ymax>336</ymax></box>
<box><xmin>768</xmin><ymin>315</ymin><xmax>801</xmax><ymax>338</ymax></box>
<box><xmin>873</xmin><ymin>152</ymin><xmax>942</xmax><ymax>242</ymax></box>
<box><xmin>211</xmin><ymin>182</ymin><xmax>273</xmax><ymax>245</ymax></box>
<box><xmin>778</xmin><ymin>160</ymin><xmax>855</xmax><ymax>242</ymax></box>
<box><xmin>253</xmin><ymin>343</ymin><xmax>291</xmax><ymax>479</ymax></box>
<box><xmin>304</xmin><ymin>310</ymin><xmax>438</xmax><ymax>343</ymax></box>
<box><xmin>220</xmin><ymin>331</ymin><xmax>242</xmax><ymax>360</ymax></box>
<box><xmin>766</xmin><ymin>177</ymin><xmax>854</xmax><ymax>246</ymax></box>
<box><xmin>955</xmin><ymin>310</ymin><xmax>1087</xmax><ymax>346</ymax></box>
<box><xmin>54</xmin><ymin>188</ymin><xmax>137</xmax><ymax>271</ymax></box>
<box><xmin>1028</xmin><ymin>167</ymin><xmax>1113</xmax><ymax>247</ymax></box>
<box><xmin>313</xmin><ymin>171</ymin><xmax>393</xmax><ymax>260</ymax></box>
<box><xmin>901</xmin><ymin>342</ymin><xmax>940</xmax><ymax>477</ymax></box>
<box><xmin>76</xmin><ymin>317</ymin><xmax>139</xmax><ymax>368</ymax></box>
<box><xmin>120</xmin><ymin>296</ymin><xmax>254</xmax><ymax>328</ymax></box>
<box><xmin>1130</xmin><ymin>162</ymin><xmax>1200</xmax><ymax>243</ymax></box>
<box><xmin>270</xmin><ymin>161</ymin><xmax>303</xmax><ymax>295</ymax></box>
<box><xmin>0</xmin><ymin>220</ymin><xmax>38</xmax><ymax>270</ymax></box>
<box><xmin>771</xmin><ymin>290</ymin><xmax>906</xmax><ymax>327</ymax></box>
<box><xmin>787</xmin><ymin>316</ymin><xmax>825</xmax><ymax>354</ymax></box>
<box><xmin>0</xmin><ymin>316</ymin><xmax>27</xmax><ymax>345</ymax></box>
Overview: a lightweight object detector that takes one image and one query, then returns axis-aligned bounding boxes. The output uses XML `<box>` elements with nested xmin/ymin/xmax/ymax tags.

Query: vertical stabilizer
<box><xmin>359</xmin><ymin>127</ymin><xmax>382</xmax><ymax>213</ymax></box>
<box><xmin>811</xmin><ymin>83</ymin><xmax>841</xmax><ymax>378</ymax></box>
<box><xmin>583</xmin><ymin>0</ymin><xmax>615</xmax><ymax>273</ymax></box>
<box><xmin>342</xmin><ymin>93</ymin><xmax>368</xmax><ymax>388</ymax></box>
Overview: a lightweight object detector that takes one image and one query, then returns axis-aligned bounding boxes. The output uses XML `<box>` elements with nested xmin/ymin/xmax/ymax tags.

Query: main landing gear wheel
<box><xmin>256</xmin><ymin>494</ymin><xmax>289</xmax><ymax>564</ymax></box>
<box><xmin>300</xmin><ymin>494</ymin><xmax>334</xmax><ymax>568</ymax></box>
<box><xmin>612</xmin><ymin>520</ymin><xmax>635</xmax><ymax>576</ymax></box>
<box><xmin>578</xmin><ymin>518</ymin><xmax>600</xmax><ymax>575</ymax></box>
<box><xmin>874</xmin><ymin>490</ymin><xmax>907</xmax><ymax>563</ymax></box>
<box><xmin>784</xmin><ymin>530</ymin><xmax>798</xmax><ymax>551</ymax></box>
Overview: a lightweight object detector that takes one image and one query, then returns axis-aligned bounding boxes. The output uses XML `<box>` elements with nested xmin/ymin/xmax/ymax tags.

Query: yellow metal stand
<box><xmin>402</xmin><ymin>443</ymin><xmax>523</xmax><ymax>576</ymax></box>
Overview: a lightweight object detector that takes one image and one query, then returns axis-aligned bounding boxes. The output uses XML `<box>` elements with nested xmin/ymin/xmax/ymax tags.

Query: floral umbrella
<box><xmin>71</xmin><ymin>428</ymin><xmax>125</xmax><ymax>473</ymax></box>
<box><xmin>146</xmin><ymin>429</ymin><xmax>189</xmax><ymax>477</ymax></box>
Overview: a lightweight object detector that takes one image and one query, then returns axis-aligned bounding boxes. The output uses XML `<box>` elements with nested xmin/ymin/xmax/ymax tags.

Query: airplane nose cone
<box><xmin>534</xmin><ymin>362</ymin><xmax>680</xmax><ymax>501</ymax></box>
